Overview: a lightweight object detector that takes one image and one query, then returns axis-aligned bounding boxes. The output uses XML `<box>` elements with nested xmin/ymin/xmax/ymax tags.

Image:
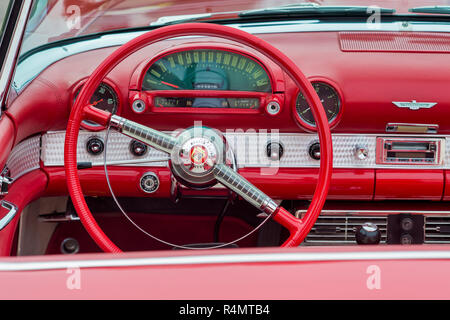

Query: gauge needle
<box><xmin>92</xmin><ymin>99</ymin><xmax>103</xmax><ymax>106</ymax></box>
<box><xmin>161</xmin><ymin>81</ymin><xmax>180</xmax><ymax>89</ymax></box>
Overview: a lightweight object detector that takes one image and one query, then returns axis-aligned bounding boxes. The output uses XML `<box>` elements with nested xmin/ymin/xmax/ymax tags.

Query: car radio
<box><xmin>376</xmin><ymin>137</ymin><xmax>445</xmax><ymax>165</ymax></box>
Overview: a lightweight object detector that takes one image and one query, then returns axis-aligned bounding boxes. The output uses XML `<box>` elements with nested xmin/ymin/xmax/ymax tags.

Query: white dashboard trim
<box><xmin>37</xmin><ymin>131</ymin><xmax>450</xmax><ymax>170</ymax></box>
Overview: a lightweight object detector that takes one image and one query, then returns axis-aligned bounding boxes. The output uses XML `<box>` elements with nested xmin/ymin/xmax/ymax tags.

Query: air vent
<box><xmin>425</xmin><ymin>216</ymin><xmax>450</xmax><ymax>244</ymax></box>
<box><xmin>339</xmin><ymin>32</ymin><xmax>450</xmax><ymax>53</ymax></box>
<box><xmin>304</xmin><ymin>215</ymin><xmax>387</xmax><ymax>245</ymax></box>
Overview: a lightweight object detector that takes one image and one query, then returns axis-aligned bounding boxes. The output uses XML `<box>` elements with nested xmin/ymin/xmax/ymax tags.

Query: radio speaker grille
<box><xmin>339</xmin><ymin>32</ymin><xmax>450</xmax><ymax>53</ymax></box>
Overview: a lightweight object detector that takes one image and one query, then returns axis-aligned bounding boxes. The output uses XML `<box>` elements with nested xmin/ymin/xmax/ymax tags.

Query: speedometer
<box><xmin>142</xmin><ymin>49</ymin><xmax>271</xmax><ymax>93</ymax></box>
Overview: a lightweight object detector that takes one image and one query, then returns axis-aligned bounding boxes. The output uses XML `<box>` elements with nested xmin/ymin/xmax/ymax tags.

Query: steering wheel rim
<box><xmin>65</xmin><ymin>23</ymin><xmax>333</xmax><ymax>253</ymax></box>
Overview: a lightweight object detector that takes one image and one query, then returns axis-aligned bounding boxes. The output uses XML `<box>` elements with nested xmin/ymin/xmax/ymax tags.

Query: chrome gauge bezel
<box><xmin>293</xmin><ymin>79</ymin><xmax>343</xmax><ymax>132</ymax></box>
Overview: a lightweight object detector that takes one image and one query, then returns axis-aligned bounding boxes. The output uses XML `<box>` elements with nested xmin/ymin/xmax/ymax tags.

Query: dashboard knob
<box><xmin>355</xmin><ymin>223</ymin><xmax>381</xmax><ymax>245</ymax></box>
<box><xmin>354</xmin><ymin>145</ymin><xmax>369</xmax><ymax>160</ymax></box>
<box><xmin>130</xmin><ymin>140</ymin><xmax>148</xmax><ymax>157</ymax></box>
<box><xmin>266</xmin><ymin>101</ymin><xmax>281</xmax><ymax>115</ymax></box>
<box><xmin>266</xmin><ymin>142</ymin><xmax>284</xmax><ymax>161</ymax></box>
<box><xmin>308</xmin><ymin>142</ymin><xmax>321</xmax><ymax>160</ymax></box>
<box><xmin>132</xmin><ymin>99</ymin><xmax>146</xmax><ymax>113</ymax></box>
<box><xmin>86</xmin><ymin>137</ymin><xmax>104</xmax><ymax>156</ymax></box>
<box><xmin>140</xmin><ymin>172</ymin><xmax>160</xmax><ymax>193</ymax></box>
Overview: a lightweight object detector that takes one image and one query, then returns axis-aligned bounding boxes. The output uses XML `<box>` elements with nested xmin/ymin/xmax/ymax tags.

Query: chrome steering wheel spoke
<box><xmin>108</xmin><ymin>114</ymin><xmax>279</xmax><ymax>216</ymax></box>
<box><xmin>110</xmin><ymin>114</ymin><xmax>177</xmax><ymax>154</ymax></box>
<box><xmin>213</xmin><ymin>164</ymin><xmax>279</xmax><ymax>215</ymax></box>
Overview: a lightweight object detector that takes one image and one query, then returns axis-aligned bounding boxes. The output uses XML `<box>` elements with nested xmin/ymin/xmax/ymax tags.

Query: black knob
<box><xmin>355</xmin><ymin>223</ymin><xmax>381</xmax><ymax>245</ymax></box>
<box><xmin>309</xmin><ymin>142</ymin><xmax>321</xmax><ymax>160</ymax></box>
<box><xmin>266</xmin><ymin>142</ymin><xmax>283</xmax><ymax>161</ymax></box>
<box><xmin>401</xmin><ymin>217</ymin><xmax>414</xmax><ymax>231</ymax></box>
<box><xmin>130</xmin><ymin>140</ymin><xmax>148</xmax><ymax>157</ymax></box>
<box><xmin>86</xmin><ymin>137</ymin><xmax>104</xmax><ymax>155</ymax></box>
<box><xmin>61</xmin><ymin>238</ymin><xmax>80</xmax><ymax>254</ymax></box>
<box><xmin>400</xmin><ymin>234</ymin><xmax>413</xmax><ymax>245</ymax></box>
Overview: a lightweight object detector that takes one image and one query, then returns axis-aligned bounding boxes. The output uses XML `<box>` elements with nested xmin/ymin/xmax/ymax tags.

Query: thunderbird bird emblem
<box><xmin>190</xmin><ymin>145</ymin><xmax>208</xmax><ymax>165</ymax></box>
<box><xmin>392</xmin><ymin>100</ymin><xmax>437</xmax><ymax>111</ymax></box>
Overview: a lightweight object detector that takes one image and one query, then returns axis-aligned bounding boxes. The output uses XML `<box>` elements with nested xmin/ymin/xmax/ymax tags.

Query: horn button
<box><xmin>170</xmin><ymin>126</ymin><xmax>231</xmax><ymax>189</ymax></box>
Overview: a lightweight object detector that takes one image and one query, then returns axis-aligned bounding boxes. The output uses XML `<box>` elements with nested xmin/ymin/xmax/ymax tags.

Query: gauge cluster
<box><xmin>70</xmin><ymin>47</ymin><xmax>344</xmax><ymax>131</ymax></box>
<box><xmin>142</xmin><ymin>49</ymin><xmax>272</xmax><ymax>94</ymax></box>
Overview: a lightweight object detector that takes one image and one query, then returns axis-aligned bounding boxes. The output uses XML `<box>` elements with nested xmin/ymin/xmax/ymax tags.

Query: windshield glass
<box><xmin>19</xmin><ymin>0</ymin><xmax>450</xmax><ymax>56</ymax></box>
<box><xmin>0</xmin><ymin>0</ymin><xmax>12</xmax><ymax>42</ymax></box>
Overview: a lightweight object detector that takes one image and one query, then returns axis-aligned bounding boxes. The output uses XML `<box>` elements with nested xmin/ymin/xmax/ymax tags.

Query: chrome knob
<box><xmin>354</xmin><ymin>145</ymin><xmax>368</xmax><ymax>160</ymax></box>
<box><xmin>140</xmin><ymin>172</ymin><xmax>160</xmax><ymax>193</ymax></box>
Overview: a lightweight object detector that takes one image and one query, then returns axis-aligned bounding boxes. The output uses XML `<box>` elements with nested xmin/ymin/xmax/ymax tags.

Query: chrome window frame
<box><xmin>0</xmin><ymin>0</ymin><xmax>33</xmax><ymax>114</ymax></box>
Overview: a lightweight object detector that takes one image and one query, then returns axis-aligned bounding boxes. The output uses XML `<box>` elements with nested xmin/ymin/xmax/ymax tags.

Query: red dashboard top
<box><xmin>7</xmin><ymin>30</ymin><xmax>450</xmax><ymax>144</ymax></box>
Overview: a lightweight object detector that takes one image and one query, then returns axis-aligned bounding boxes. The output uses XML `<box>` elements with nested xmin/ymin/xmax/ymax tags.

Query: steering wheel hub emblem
<box><xmin>190</xmin><ymin>145</ymin><xmax>208</xmax><ymax>165</ymax></box>
<box><xmin>170</xmin><ymin>126</ymin><xmax>229</xmax><ymax>189</ymax></box>
<box><xmin>179</xmin><ymin>136</ymin><xmax>218</xmax><ymax>174</ymax></box>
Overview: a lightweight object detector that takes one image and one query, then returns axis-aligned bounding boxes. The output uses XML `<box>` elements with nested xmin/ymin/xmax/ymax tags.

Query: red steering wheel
<box><xmin>65</xmin><ymin>23</ymin><xmax>333</xmax><ymax>252</ymax></box>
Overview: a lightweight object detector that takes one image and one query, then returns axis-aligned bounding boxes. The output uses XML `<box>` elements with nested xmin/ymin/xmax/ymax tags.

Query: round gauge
<box><xmin>74</xmin><ymin>82</ymin><xmax>118</xmax><ymax>114</ymax></box>
<box><xmin>295</xmin><ymin>82</ymin><xmax>341</xmax><ymax>127</ymax></box>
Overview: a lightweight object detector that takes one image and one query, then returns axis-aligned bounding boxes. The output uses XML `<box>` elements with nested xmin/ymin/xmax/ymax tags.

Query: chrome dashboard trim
<box><xmin>2</xmin><ymin>250</ymin><xmax>450</xmax><ymax>271</ymax></box>
<box><xmin>0</xmin><ymin>200</ymin><xmax>18</xmax><ymax>231</ymax></box>
<box><xmin>386</xmin><ymin>123</ymin><xmax>439</xmax><ymax>134</ymax></box>
<box><xmin>5</xmin><ymin>135</ymin><xmax>41</xmax><ymax>180</ymax></box>
<box><xmin>39</xmin><ymin>131</ymin><xmax>450</xmax><ymax>169</ymax></box>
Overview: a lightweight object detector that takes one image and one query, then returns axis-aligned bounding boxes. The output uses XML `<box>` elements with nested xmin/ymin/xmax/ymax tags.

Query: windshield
<box><xmin>0</xmin><ymin>0</ymin><xmax>12</xmax><ymax>42</ymax></box>
<box><xmin>19</xmin><ymin>0</ymin><xmax>450</xmax><ymax>56</ymax></box>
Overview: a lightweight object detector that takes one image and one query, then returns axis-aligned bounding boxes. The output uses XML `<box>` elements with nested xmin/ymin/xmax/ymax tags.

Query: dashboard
<box><xmin>4</xmin><ymin>30</ymin><xmax>450</xmax><ymax>202</ymax></box>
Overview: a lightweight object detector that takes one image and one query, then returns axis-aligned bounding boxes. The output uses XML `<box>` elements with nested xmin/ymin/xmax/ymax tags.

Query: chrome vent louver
<box><xmin>304</xmin><ymin>215</ymin><xmax>388</xmax><ymax>245</ymax></box>
<box><xmin>425</xmin><ymin>216</ymin><xmax>450</xmax><ymax>244</ymax></box>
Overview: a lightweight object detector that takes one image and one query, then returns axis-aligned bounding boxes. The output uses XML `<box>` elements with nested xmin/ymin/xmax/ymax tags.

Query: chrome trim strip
<box><xmin>386</xmin><ymin>123</ymin><xmax>439</xmax><ymax>134</ymax></box>
<box><xmin>41</xmin><ymin>131</ymin><xmax>450</xmax><ymax>170</ymax></box>
<box><xmin>5</xmin><ymin>135</ymin><xmax>41</xmax><ymax>180</ymax></box>
<box><xmin>296</xmin><ymin>209</ymin><xmax>450</xmax><ymax>218</ymax></box>
<box><xmin>0</xmin><ymin>200</ymin><xmax>18</xmax><ymax>231</ymax></box>
<box><xmin>1</xmin><ymin>250</ymin><xmax>450</xmax><ymax>271</ymax></box>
